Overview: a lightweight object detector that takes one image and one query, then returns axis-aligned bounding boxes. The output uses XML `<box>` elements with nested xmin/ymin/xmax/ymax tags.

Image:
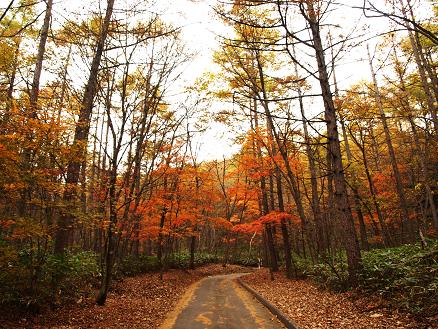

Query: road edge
<box><xmin>236</xmin><ymin>277</ymin><xmax>300</xmax><ymax>329</ymax></box>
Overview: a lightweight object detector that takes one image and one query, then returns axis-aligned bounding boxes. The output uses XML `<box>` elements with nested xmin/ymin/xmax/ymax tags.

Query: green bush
<box><xmin>118</xmin><ymin>254</ymin><xmax>160</xmax><ymax>276</ymax></box>
<box><xmin>46</xmin><ymin>251</ymin><xmax>100</xmax><ymax>293</ymax></box>
<box><xmin>0</xmin><ymin>246</ymin><xmax>100</xmax><ymax>309</ymax></box>
<box><xmin>291</xmin><ymin>254</ymin><xmax>313</xmax><ymax>278</ymax></box>
<box><xmin>168</xmin><ymin>252</ymin><xmax>220</xmax><ymax>269</ymax></box>
<box><xmin>291</xmin><ymin>253</ymin><xmax>349</xmax><ymax>290</ymax></box>
<box><xmin>195</xmin><ymin>252</ymin><xmax>220</xmax><ymax>266</ymax></box>
<box><xmin>118</xmin><ymin>252</ymin><xmax>220</xmax><ymax>275</ymax></box>
<box><xmin>167</xmin><ymin>252</ymin><xmax>191</xmax><ymax>269</ymax></box>
<box><xmin>360</xmin><ymin>240</ymin><xmax>438</xmax><ymax>315</ymax></box>
<box><xmin>231</xmin><ymin>254</ymin><xmax>260</xmax><ymax>267</ymax></box>
<box><xmin>292</xmin><ymin>241</ymin><xmax>438</xmax><ymax>315</ymax></box>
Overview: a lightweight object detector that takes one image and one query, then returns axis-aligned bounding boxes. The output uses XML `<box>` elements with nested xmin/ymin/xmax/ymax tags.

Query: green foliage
<box><xmin>291</xmin><ymin>241</ymin><xmax>438</xmax><ymax>315</ymax></box>
<box><xmin>0</xmin><ymin>245</ymin><xmax>100</xmax><ymax>309</ymax></box>
<box><xmin>291</xmin><ymin>254</ymin><xmax>313</xmax><ymax>277</ymax></box>
<box><xmin>118</xmin><ymin>252</ymin><xmax>221</xmax><ymax>275</ymax></box>
<box><xmin>360</xmin><ymin>240</ymin><xmax>438</xmax><ymax>315</ymax></box>
<box><xmin>168</xmin><ymin>252</ymin><xmax>220</xmax><ymax>269</ymax></box>
<box><xmin>118</xmin><ymin>254</ymin><xmax>160</xmax><ymax>276</ymax></box>
<box><xmin>231</xmin><ymin>254</ymin><xmax>260</xmax><ymax>267</ymax></box>
<box><xmin>46</xmin><ymin>251</ymin><xmax>100</xmax><ymax>293</ymax></box>
<box><xmin>0</xmin><ymin>242</ymin><xmax>26</xmax><ymax>306</ymax></box>
<box><xmin>292</xmin><ymin>253</ymin><xmax>350</xmax><ymax>291</ymax></box>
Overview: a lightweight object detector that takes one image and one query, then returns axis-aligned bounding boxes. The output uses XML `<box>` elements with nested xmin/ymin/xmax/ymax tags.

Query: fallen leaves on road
<box><xmin>3</xmin><ymin>264</ymin><xmax>249</xmax><ymax>329</ymax></box>
<box><xmin>241</xmin><ymin>269</ymin><xmax>437</xmax><ymax>329</ymax></box>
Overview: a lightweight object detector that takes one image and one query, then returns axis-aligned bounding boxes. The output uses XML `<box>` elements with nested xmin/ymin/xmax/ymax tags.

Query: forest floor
<box><xmin>241</xmin><ymin>269</ymin><xmax>437</xmax><ymax>329</ymax></box>
<box><xmin>1</xmin><ymin>264</ymin><xmax>250</xmax><ymax>329</ymax></box>
<box><xmin>3</xmin><ymin>265</ymin><xmax>436</xmax><ymax>329</ymax></box>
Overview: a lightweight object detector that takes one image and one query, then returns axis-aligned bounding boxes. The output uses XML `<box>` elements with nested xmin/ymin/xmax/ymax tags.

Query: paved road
<box><xmin>161</xmin><ymin>273</ymin><xmax>285</xmax><ymax>329</ymax></box>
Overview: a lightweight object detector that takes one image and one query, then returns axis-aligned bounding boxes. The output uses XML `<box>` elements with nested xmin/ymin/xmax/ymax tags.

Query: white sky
<box><xmin>1</xmin><ymin>0</ymin><xmax>434</xmax><ymax>162</ymax></box>
<box><xmin>160</xmin><ymin>0</ymin><xmax>241</xmax><ymax>161</ymax></box>
<box><xmin>165</xmin><ymin>0</ymin><xmax>434</xmax><ymax>162</ymax></box>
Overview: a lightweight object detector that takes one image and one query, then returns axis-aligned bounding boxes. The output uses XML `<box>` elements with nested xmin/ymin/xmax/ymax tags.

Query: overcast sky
<box><xmin>166</xmin><ymin>0</ymin><xmax>434</xmax><ymax>161</ymax></box>
<box><xmin>2</xmin><ymin>0</ymin><xmax>433</xmax><ymax>161</ymax></box>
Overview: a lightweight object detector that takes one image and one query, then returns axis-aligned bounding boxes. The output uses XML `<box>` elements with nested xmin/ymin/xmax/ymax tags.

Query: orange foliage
<box><xmin>232</xmin><ymin>222</ymin><xmax>263</xmax><ymax>234</ymax></box>
<box><xmin>259</xmin><ymin>211</ymin><xmax>298</xmax><ymax>224</ymax></box>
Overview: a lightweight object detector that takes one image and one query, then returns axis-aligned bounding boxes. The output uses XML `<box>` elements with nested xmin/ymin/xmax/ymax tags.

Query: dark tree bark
<box><xmin>304</xmin><ymin>1</ymin><xmax>362</xmax><ymax>286</ymax></box>
<box><xmin>340</xmin><ymin>118</ymin><xmax>369</xmax><ymax>250</ymax></box>
<box><xmin>29</xmin><ymin>0</ymin><xmax>52</xmax><ymax>118</ymax></box>
<box><xmin>367</xmin><ymin>45</ymin><xmax>413</xmax><ymax>242</ymax></box>
<box><xmin>55</xmin><ymin>0</ymin><xmax>115</xmax><ymax>255</ymax></box>
<box><xmin>19</xmin><ymin>0</ymin><xmax>53</xmax><ymax>218</ymax></box>
<box><xmin>253</xmin><ymin>100</ymin><xmax>279</xmax><ymax>272</ymax></box>
<box><xmin>349</xmin><ymin>126</ymin><xmax>392</xmax><ymax>247</ymax></box>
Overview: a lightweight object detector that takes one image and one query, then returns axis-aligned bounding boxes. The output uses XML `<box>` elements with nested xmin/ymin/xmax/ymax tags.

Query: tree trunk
<box><xmin>3</xmin><ymin>42</ymin><xmax>20</xmax><ymax>125</ymax></box>
<box><xmin>55</xmin><ymin>0</ymin><xmax>115</xmax><ymax>255</ymax></box>
<box><xmin>29</xmin><ymin>0</ymin><xmax>53</xmax><ymax>118</ymax></box>
<box><xmin>19</xmin><ymin>0</ymin><xmax>53</xmax><ymax>218</ymax></box>
<box><xmin>277</xmin><ymin>173</ymin><xmax>293</xmax><ymax>278</ymax></box>
<box><xmin>253</xmin><ymin>99</ymin><xmax>278</xmax><ymax>272</ymax></box>
<box><xmin>306</xmin><ymin>2</ymin><xmax>362</xmax><ymax>286</ymax></box>
<box><xmin>254</xmin><ymin>50</ymin><xmax>311</xmax><ymax>261</ymax></box>
<box><xmin>340</xmin><ymin>119</ymin><xmax>369</xmax><ymax>250</ymax></box>
<box><xmin>300</xmin><ymin>92</ymin><xmax>325</xmax><ymax>254</ymax></box>
<box><xmin>408</xmin><ymin>117</ymin><xmax>438</xmax><ymax>229</ymax></box>
<box><xmin>392</xmin><ymin>44</ymin><xmax>438</xmax><ymax>230</ymax></box>
<box><xmin>190</xmin><ymin>235</ymin><xmax>196</xmax><ymax>270</ymax></box>
<box><xmin>367</xmin><ymin>45</ymin><xmax>412</xmax><ymax>242</ymax></box>
<box><xmin>96</xmin><ymin>160</ymin><xmax>117</xmax><ymax>306</ymax></box>
<box><xmin>350</xmin><ymin>128</ymin><xmax>391</xmax><ymax>247</ymax></box>
<box><xmin>400</xmin><ymin>0</ymin><xmax>438</xmax><ymax>133</ymax></box>
<box><xmin>331</xmin><ymin>33</ymin><xmax>369</xmax><ymax>251</ymax></box>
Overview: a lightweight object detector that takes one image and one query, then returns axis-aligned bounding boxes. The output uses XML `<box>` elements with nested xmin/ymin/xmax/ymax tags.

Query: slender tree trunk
<box><xmin>367</xmin><ymin>45</ymin><xmax>412</xmax><ymax>242</ymax></box>
<box><xmin>19</xmin><ymin>0</ymin><xmax>53</xmax><ymax>218</ymax></box>
<box><xmin>263</xmin><ymin>101</ymin><xmax>293</xmax><ymax>276</ymax></box>
<box><xmin>350</xmin><ymin>128</ymin><xmax>391</xmax><ymax>247</ymax></box>
<box><xmin>408</xmin><ymin>117</ymin><xmax>438</xmax><ymax>229</ymax></box>
<box><xmin>55</xmin><ymin>0</ymin><xmax>115</xmax><ymax>255</ymax></box>
<box><xmin>292</xmin><ymin>44</ymin><xmax>325</xmax><ymax>255</ymax></box>
<box><xmin>302</xmin><ymin>110</ymin><xmax>325</xmax><ymax>254</ymax></box>
<box><xmin>3</xmin><ymin>43</ymin><xmax>20</xmax><ymax>125</ymax></box>
<box><xmin>277</xmin><ymin>173</ymin><xmax>293</xmax><ymax>278</ymax></box>
<box><xmin>325</xmin><ymin>142</ymin><xmax>334</xmax><ymax>253</ymax></box>
<box><xmin>392</xmin><ymin>44</ymin><xmax>438</xmax><ymax>230</ymax></box>
<box><xmin>400</xmin><ymin>0</ymin><xmax>438</xmax><ymax>133</ymax></box>
<box><xmin>253</xmin><ymin>99</ymin><xmax>278</xmax><ymax>272</ymax></box>
<box><xmin>254</xmin><ymin>51</ymin><xmax>311</xmax><ymax>261</ymax></box>
<box><xmin>96</xmin><ymin>159</ymin><xmax>117</xmax><ymax>306</ymax></box>
<box><xmin>96</xmin><ymin>57</ymin><xmax>132</xmax><ymax>305</ymax></box>
<box><xmin>56</xmin><ymin>45</ymin><xmax>72</xmax><ymax>125</ymax></box>
<box><xmin>306</xmin><ymin>2</ymin><xmax>362</xmax><ymax>286</ymax></box>
<box><xmin>28</xmin><ymin>0</ymin><xmax>53</xmax><ymax>118</ymax></box>
<box><xmin>340</xmin><ymin>119</ymin><xmax>369</xmax><ymax>250</ymax></box>
<box><xmin>330</xmin><ymin>34</ymin><xmax>368</xmax><ymax>251</ymax></box>
<box><xmin>190</xmin><ymin>235</ymin><xmax>196</xmax><ymax>270</ymax></box>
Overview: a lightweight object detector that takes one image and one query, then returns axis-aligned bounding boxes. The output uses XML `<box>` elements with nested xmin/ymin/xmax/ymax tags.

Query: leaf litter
<box><xmin>2</xmin><ymin>264</ymin><xmax>249</xmax><ymax>329</ymax></box>
<box><xmin>241</xmin><ymin>269</ymin><xmax>437</xmax><ymax>329</ymax></box>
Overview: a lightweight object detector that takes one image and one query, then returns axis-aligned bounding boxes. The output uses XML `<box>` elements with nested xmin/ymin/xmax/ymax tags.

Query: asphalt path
<box><xmin>161</xmin><ymin>273</ymin><xmax>285</xmax><ymax>329</ymax></box>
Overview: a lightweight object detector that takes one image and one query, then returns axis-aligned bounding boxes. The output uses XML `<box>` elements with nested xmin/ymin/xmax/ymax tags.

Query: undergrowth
<box><xmin>0</xmin><ymin>245</ymin><xmax>99</xmax><ymax>310</ymax></box>
<box><xmin>292</xmin><ymin>240</ymin><xmax>438</xmax><ymax>315</ymax></box>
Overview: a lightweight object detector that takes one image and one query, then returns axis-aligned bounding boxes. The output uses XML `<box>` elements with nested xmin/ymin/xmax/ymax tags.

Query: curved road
<box><xmin>161</xmin><ymin>273</ymin><xmax>285</xmax><ymax>329</ymax></box>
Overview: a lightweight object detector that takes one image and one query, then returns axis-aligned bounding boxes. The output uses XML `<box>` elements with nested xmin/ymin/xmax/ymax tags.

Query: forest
<box><xmin>0</xmin><ymin>0</ymin><xmax>437</xmax><ymax>328</ymax></box>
